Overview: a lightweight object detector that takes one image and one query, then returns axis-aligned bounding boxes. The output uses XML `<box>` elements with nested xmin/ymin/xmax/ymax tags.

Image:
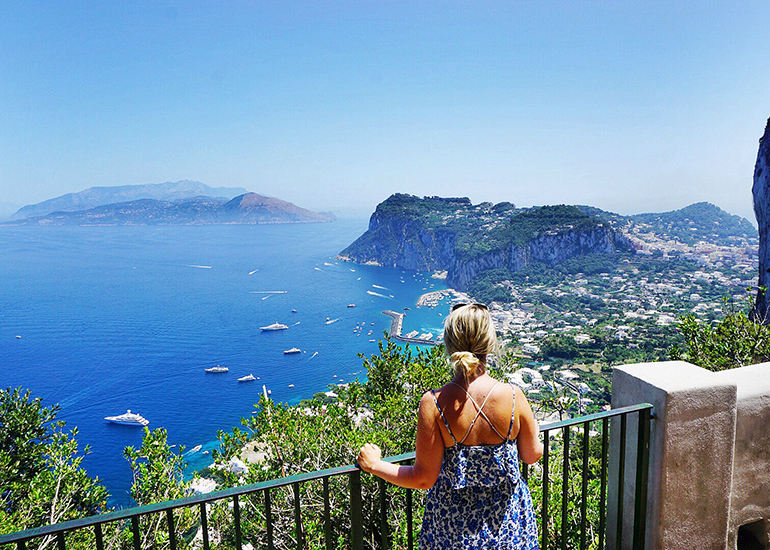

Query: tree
<box><xmin>0</xmin><ymin>388</ymin><xmax>109</xmax><ymax>548</ymax></box>
<box><xmin>670</xmin><ymin>298</ymin><xmax>770</xmax><ymax>371</ymax></box>
<box><xmin>122</xmin><ymin>428</ymin><xmax>196</xmax><ymax>549</ymax></box>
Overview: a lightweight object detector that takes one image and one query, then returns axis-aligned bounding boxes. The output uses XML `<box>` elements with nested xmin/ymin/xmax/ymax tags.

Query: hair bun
<box><xmin>450</xmin><ymin>351</ymin><xmax>480</xmax><ymax>378</ymax></box>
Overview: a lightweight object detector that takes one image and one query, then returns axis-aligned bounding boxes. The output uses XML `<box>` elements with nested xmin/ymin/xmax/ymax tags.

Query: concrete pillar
<box><xmin>715</xmin><ymin>362</ymin><xmax>770</xmax><ymax>550</ymax></box>
<box><xmin>609</xmin><ymin>361</ymin><xmax>738</xmax><ymax>550</ymax></box>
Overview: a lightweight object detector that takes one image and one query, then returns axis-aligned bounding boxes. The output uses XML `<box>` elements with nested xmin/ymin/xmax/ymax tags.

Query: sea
<box><xmin>0</xmin><ymin>219</ymin><xmax>452</xmax><ymax>508</ymax></box>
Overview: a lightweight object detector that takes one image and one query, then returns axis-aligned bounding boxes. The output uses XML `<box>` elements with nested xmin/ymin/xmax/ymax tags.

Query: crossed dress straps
<box><xmin>431</xmin><ymin>381</ymin><xmax>516</xmax><ymax>445</ymax></box>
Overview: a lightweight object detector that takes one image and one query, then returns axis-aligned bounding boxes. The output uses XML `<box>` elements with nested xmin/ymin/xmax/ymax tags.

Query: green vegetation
<box><xmin>670</xmin><ymin>295</ymin><xmax>770</xmax><ymax>371</ymax></box>
<box><xmin>0</xmin><ymin>388</ymin><xmax>109</xmax><ymax>545</ymax></box>
<box><xmin>1</xmin><ymin>339</ymin><xmax>615</xmax><ymax>549</ymax></box>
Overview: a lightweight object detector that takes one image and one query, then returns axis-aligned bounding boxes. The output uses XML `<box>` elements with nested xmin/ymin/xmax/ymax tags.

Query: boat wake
<box><xmin>248</xmin><ymin>268</ymin><xmax>259</xmax><ymax>275</ymax></box>
<box><xmin>367</xmin><ymin>290</ymin><xmax>392</xmax><ymax>299</ymax></box>
<box><xmin>186</xmin><ymin>444</ymin><xmax>203</xmax><ymax>455</ymax></box>
<box><xmin>372</xmin><ymin>284</ymin><xmax>389</xmax><ymax>290</ymax></box>
<box><xmin>187</xmin><ymin>265</ymin><xmax>212</xmax><ymax>269</ymax></box>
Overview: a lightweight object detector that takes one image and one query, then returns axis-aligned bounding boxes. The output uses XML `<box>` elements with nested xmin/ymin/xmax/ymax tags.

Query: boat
<box><xmin>205</xmin><ymin>365</ymin><xmax>229</xmax><ymax>373</ymax></box>
<box><xmin>104</xmin><ymin>410</ymin><xmax>149</xmax><ymax>427</ymax></box>
<box><xmin>238</xmin><ymin>374</ymin><xmax>256</xmax><ymax>382</ymax></box>
<box><xmin>347</xmin><ymin>303</ymin><xmax>356</xmax><ymax>308</ymax></box>
<box><xmin>292</xmin><ymin>309</ymin><xmax>298</xmax><ymax>313</ymax></box>
<box><xmin>284</xmin><ymin>347</ymin><xmax>301</xmax><ymax>354</ymax></box>
<box><xmin>260</xmin><ymin>322</ymin><xmax>288</xmax><ymax>331</ymax></box>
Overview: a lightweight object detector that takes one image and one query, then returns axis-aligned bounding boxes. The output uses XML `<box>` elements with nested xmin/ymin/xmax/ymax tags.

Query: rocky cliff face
<box><xmin>339</xmin><ymin>194</ymin><xmax>630</xmax><ymax>291</ymax></box>
<box><xmin>445</xmin><ymin>226</ymin><xmax>624</xmax><ymax>289</ymax></box>
<box><xmin>753</xmin><ymin>118</ymin><xmax>770</xmax><ymax>322</ymax></box>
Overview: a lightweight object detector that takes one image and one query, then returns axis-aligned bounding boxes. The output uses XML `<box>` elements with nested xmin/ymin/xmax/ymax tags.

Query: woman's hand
<box><xmin>357</xmin><ymin>443</ymin><xmax>382</xmax><ymax>472</ymax></box>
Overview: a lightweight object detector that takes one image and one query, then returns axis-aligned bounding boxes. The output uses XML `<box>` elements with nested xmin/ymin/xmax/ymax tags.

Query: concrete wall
<box><xmin>716</xmin><ymin>363</ymin><xmax>770</xmax><ymax>549</ymax></box>
<box><xmin>608</xmin><ymin>361</ymin><xmax>770</xmax><ymax>549</ymax></box>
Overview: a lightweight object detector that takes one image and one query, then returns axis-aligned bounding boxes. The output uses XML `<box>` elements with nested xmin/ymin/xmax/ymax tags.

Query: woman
<box><xmin>357</xmin><ymin>303</ymin><xmax>543</xmax><ymax>549</ymax></box>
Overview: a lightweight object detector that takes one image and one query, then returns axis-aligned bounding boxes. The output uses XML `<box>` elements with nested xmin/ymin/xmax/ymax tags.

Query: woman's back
<box><xmin>421</xmin><ymin>377</ymin><xmax>540</xmax><ymax>549</ymax></box>
<box><xmin>432</xmin><ymin>376</ymin><xmax>518</xmax><ymax>447</ymax></box>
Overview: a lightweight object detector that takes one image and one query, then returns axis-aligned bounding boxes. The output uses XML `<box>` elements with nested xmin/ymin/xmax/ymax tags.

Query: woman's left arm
<box><xmin>357</xmin><ymin>391</ymin><xmax>445</xmax><ymax>490</ymax></box>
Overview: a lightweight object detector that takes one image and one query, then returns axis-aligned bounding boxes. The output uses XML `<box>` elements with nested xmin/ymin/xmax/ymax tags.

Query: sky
<box><xmin>1</xmin><ymin>1</ymin><xmax>769</xmax><ymax>220</ymax></box>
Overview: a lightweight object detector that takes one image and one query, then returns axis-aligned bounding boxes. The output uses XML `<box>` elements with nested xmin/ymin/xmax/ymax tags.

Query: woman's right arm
<box><xmin>514</xmin><ymin>385</ymin><xmax>544</xmax><ymax>464</ymax></box>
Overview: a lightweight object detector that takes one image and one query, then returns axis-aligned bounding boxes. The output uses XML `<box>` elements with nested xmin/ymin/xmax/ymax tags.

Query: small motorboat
<box><xmin>238</xmin><ymin>374</ymin><xmax>256</xmax><ymax>382</ymax></box>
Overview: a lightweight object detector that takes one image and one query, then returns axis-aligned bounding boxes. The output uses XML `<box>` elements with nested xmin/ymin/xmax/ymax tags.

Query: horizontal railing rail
<box><xmin>0</xmin><ymin>403</ymin><xmax>653</xmax><ymax>550</ymax></box>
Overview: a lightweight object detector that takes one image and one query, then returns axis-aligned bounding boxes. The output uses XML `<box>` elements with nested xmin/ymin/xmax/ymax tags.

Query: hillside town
<box><xmin>417</xmin><ymin>221</ymin><xmax>759</xmax><ymax>419</ymax></box>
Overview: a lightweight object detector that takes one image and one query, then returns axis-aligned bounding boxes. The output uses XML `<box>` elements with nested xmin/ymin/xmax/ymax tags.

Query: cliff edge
<box><xmin>753</xmin><ymin>118</ymin><xmax>770</xmax><ymax>322</ymax></box>
<box><xmin>339</xmin><ymin>194</ymin><xmax>629</xmax><ymax>291</ymax></box>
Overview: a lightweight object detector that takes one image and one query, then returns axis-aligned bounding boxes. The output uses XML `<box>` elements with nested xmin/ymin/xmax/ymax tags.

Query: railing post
<box><xmin>323</xmin><ymin>477</ymin><xmax>332</xmax><ymax>550</ymax></box>
<box><xmin>265</xmin><ymin>489</ymin><xmax>275</xmax><ymax>550</ymax></box>
<box><xmin>580</xmin><ymin>421</ymin><xmax>590</xmax><ymax>550</ymax></box>
<box><xmin>233</xmin><ymin>495</ymin><xmax>243</xmax><ymax>550</ymax></box>
<box><xmin>406</xmin><ymin>489</ymin><xmax>414</xmax><ymax>550</ymax></box>
<box><xmin>560</xmin><ymin>427</ymin><xmax>570</xmax><ymax>550</ymax></box>
<box><xmin>615</xmin><ymin>413</ymin><xmax>627</xmax><ymax>550</ymax></box>
<box><xmin>94</xmin><ymin>524</ymin><xmax>104</xmax><ymax>550</ymax></box>
<box><xmin>379</xmin><ymin>478</ymin><xmax>389</xmax><ymax>549</ymax></box>
<box><xmin>599</xmin><ymin>417</ymin><xmax>609</xmax><ymax>550</ymax></box>
<box><xmin>632</xmin><ymin>408</ymin><xmax>651</xmax><ymax>550</ymax></box>
<box><xmin>350</xmin><ymin>469</ymin><xmax>363</xmax><ymax>550</ymax></box>
<box><xmin>293</xmin><ymin>482</ymin><xmax>303</xmax><ymax>549</ymax></box>
<box><xmin>166</xmin><ymin>509</ymin><xmax>176</xmax><ymax>550</ymax></box>
<box><xmin>199</xmin><ymin>502</ymin><xmax>210</xmax><ymax>550</ymax></box>
<box><xmin>542</xmin><ymin>430</ymin><xmax>550</xmax><ymax>550</ymax></box>
<box><xmin>131</xmin><ymin>516</ymin><xmax>140</xmax><ymax>550</ymax></box>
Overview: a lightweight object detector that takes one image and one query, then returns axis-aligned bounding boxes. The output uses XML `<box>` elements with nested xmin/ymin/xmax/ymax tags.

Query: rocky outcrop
<box><xmin>339</xmin><ymin>194</ymin><xmax>630</xmax><ymax>291</ymax></box>
<box><xmin>753</xmin><ymin>118</ymin><xmax>770</xmax><ymax>322</ymax></box>
<box><xmin>446</xmin><ymin>226</ymin><xmax>623</xmax><ymax>289</ymax></box>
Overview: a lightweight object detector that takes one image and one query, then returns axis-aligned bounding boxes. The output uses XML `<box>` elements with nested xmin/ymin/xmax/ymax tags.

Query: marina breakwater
<box><xmin>381</xmin><ymin>310</ymin><xmax>442</xmax><ymax>346</ymax></box>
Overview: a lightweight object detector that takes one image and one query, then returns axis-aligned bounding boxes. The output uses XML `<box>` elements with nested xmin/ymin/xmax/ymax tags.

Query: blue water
<box><xmin>0</xmin><ymin>220</ymin><xmax>449</xmax><ymax>507</ymax></box>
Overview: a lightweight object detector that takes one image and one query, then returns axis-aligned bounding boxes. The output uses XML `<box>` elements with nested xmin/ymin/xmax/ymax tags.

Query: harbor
<box><xmin>381</xmin><ymin>310</ymin><xmax>442</xmax><ymax>346</ymax></box>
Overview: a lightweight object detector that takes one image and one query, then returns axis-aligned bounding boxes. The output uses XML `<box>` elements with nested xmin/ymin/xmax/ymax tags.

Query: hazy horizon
<box><xmin>2</xmin><ymin>2</ymin><xmax>769</xmax><ymax>222</ymax></box>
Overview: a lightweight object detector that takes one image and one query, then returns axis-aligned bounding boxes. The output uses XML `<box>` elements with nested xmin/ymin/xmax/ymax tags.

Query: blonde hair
<box><xmin>443</xmin><ymin>304</ymin><xmax>498</xmax><ymax>379</ymax></box>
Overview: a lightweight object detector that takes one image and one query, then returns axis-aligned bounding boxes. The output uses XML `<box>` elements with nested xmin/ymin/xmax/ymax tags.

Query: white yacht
<box><xmin>104</xmin><ymin>410</ymin><xmax>149</xmax><ymax>427</ymax></box>
<box><xmin>238</xmin><ymin>374</ymin><xmax>257</xmax><ymax>382</ymax></box>
<box><xmin>205</xmin><ymin>365</ymin><xmax>229</xmax><ymax>373</ymax></box>
<box><xmin>260</xmin><ymin>322</ymin><xmax>288</xmax><ymax>331</ymax></box>
<box><xmin>284</xmin><ymin>347</ymin><xmax>301</xmax><ymax>354</ymax></box>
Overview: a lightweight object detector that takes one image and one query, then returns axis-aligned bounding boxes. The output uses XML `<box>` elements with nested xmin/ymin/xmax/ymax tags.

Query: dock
<box><xmin>381</xmin><ymin>310</ymin><xmax>441</xmax><ymax>346</ymax></box>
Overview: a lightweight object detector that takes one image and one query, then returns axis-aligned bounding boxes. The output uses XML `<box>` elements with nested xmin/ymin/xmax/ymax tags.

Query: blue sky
<box><xmin>1</xmin><ymin>1</ymin><xmax>769</xmax><ymax>220</ymax></box>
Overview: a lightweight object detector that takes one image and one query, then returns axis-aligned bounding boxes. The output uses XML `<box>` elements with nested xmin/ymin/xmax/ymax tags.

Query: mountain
<box><xmin>339</xmin><ymin>194</ymin><xmax>630</xmax><ymax>290</ymax></box>
<box><xmin>7</xmin><ymin>193</ymin><xmax>335</xmax><ymax>226</ymax></box>
<box><xmin>218</xmin><ymin>193</ymin><xmax>336</xmax><ymax>224</ymax></box>
<box><xmin>578</xmin><ymin>202</ymin><xmax>757</xmax><ymax>247</ymax></box>
<box><xmin>11</xmin><ymin>181</ymin><xmax>248</xmax><ymax>220</ymax></box>
<box><xmin>630</xmin><ymin>202</ymin><xmax>757</xmax><ymax>246</ymax></box>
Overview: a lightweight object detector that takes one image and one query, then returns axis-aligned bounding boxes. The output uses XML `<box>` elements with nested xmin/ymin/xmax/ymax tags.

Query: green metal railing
<box><xmin>0</xmin><ymin>403</ymin><xmax>653</xmax><ymax>550</ymax></box>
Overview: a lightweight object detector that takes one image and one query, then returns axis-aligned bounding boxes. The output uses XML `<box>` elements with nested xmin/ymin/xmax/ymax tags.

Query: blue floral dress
<box><xmin>419</xmin><ymin>382</ymin><xmax>539</xmax><ymax>549</ymax></box>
